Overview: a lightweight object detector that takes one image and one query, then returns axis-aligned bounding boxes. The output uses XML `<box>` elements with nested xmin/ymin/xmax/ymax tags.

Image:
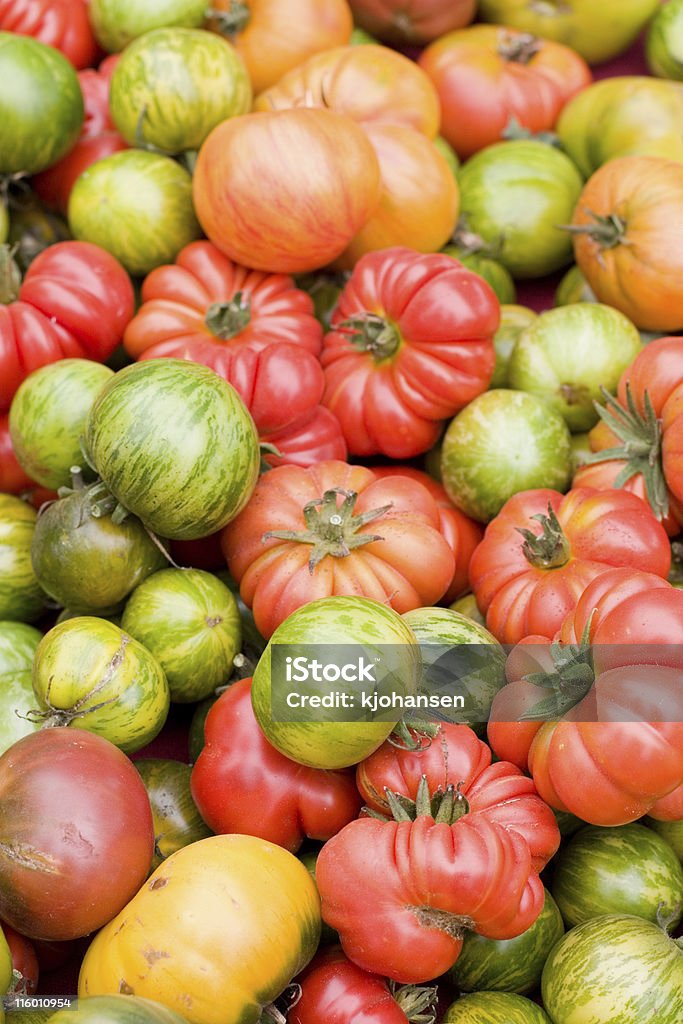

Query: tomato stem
<box><xmin>262</xmin><ymin>487</ymin><xmax>390</xmax><ymax>572</ymax></box>
<box><xmin>206</xmin><ymin>1</ymin><xmax>250</xmax><ymax>36</ymax></box>
<box><xmin>516</xmin><ymin>503</ymin><xmax>571</xmax><ymax>569</ymax></box>
<box><xmin>497</xmin><ymin>29</ymin><xmax>542</xmax><ymax>63</ymax></box>
<box><xmin>391</xmin><ymin>981</ymin><xmax>438</xmax><ymax>1023</ymax></box>
<box><xmin>0</xmin><ymin>243</ymin><xmax>21</xmax><ymax>304</ymax></box>
<box><xmin>560</xmin><ymin>209</ymin><xmax>629</xmax><ymax>250</ymax></box>
<box><xmin>519</xmin><ymin>638</ymin><xmax>595</xmax><ymax>720</ymax></box>
<box><xmin>374</xmin><ymin>776</ymin><xmax>471</xmax><ymax>825</ymax></box>
<box><xmin>337</xmin><ymin>312</ymin><xmax>401</xmax><ymax>362</ymax></box>
<box><xmin>205</xmin><ymin>292</ymin><xmax>252</xmax><ymax>339</ymax></box>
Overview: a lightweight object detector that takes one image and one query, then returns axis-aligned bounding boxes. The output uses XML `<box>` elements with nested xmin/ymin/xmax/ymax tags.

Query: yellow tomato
<box><xmin>78</xmin><ymin>835</ymin><xmax>321</xmax><ymax>1024</ymax></box>
<box><xmin>0</xmin><ymin>924</ymin><xmax>11</xmax><ymax>998</ymax></box>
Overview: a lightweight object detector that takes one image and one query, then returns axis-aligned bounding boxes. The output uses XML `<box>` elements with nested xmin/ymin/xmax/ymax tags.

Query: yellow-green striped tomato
<box><xmin>135</xmin><ymin>759</ymin><xmax>212</xmax><ymax>872</ymax></box>
<box><xmin>0</xmin><ymin>495</ymin><xmax>44</xmax><ymax>622</ymax></box>
<box><xmin>0</xmin><ymin>621</ymin><xmax>42</xmax><ymax>755</ymax></box>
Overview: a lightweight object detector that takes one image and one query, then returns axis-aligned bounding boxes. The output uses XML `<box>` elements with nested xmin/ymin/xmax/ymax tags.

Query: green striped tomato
<box><xmin>84</xmin><ymin>360</ymin><xmax>260</xmax><ymax>541</ymax></box>
<box><xmin>490</xmin><ymin>304</ymin><xmax>538</xmax><ymax>389</ymax></box>
<box><xmin>89</xmin><ymin>0</ymin><xmax>207</xmax><ymax>52</ymax></box>
<box><xmin>646</xmin><ymin>817</ymin><xmax>683</xmax><ymax>862</ymax></box>
<box><xmin>551</xmin><ymin>824</ymin><xmax>683</xmax><ymax>930</ymax></box>
<box><xmin>541</xmin><ymin>915</ymin><xmax>683</xmax><ymax>1024</ymax></box>
<box><xmin>68</xmin><ymin>150</ymin><xmax>202</xmax><ymax>276</ymax></box>
<box><xmin>0</xmin><ymin>495</ymin><xmax>44</xmax><ymax>622</ymax></box>
<box><xmin>443</xmin><ymin>992</ymin><xmax>551</xmax><ymax>1022</ymax></box>
<box><xmin>0</xmin><ymin>621</ymin><xmax>42</xmax><ymax>755</ymax></box>
<box><xmin>135</xmin><ymin>759</ymin><xmax>212</xmax><ymax>872</ymax></box>
<box><xmin>121</xmin><ymin>568</ymin><xmax>242</xmax><ymax>702</ymax></box>
<box><xmin>110</xmin><ymin>28</ymin><xmax>251</xmax><ymax>154</ymax></box>
<box><xmin>9</xmin><ymin>360</ymin><xmax>114</xmax><ymax>491</ymax></box>
<box><xmin>450</xmin><ymin>888</ymin><xmax>565</xmax><ymax>995</ymax></box>
<box><xmin>32</xmin><ymin>617</ymin><xmax>170</xmax><ymax>753</ymax></box>
<box><xmin>0</xmin><ymin>921</ymin><xmax>11</xmax><ymax>996</ymax></box>
<box><xmin>251</xmin><ymin>596</ymin><xmax>421</xmax><ymax>769</ymax></box>
<box><xmin>31</xmin><ymin>487</ymin><xmax>167</xmax><ymax>614</ymax></box>
<box><xmin>45</xmin><ymin>996</ymin><xmax>190</xmax><ymax>1024</ymax></box>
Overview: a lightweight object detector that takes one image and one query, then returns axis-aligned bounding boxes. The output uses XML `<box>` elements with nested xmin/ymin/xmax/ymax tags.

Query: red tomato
<box><xmin>419</xmin><ymin>24</ymin><xmax>591</xmax><ymax>158</ymax></box>
<box><xmin>221</xmin><ymin>460</ymin><xmax>455</xmax><ymax>639</ymax></box>
<box><xmin>486</xmin><ymin>636</ymin><xmax>553</xmax><ymax>772</ymax></box>
<box><xmin>321</xmin><ymin>247</ymin><xmax>499</xmax><ymax>459</ymax></box>
<box><xmin>0</xmin><ymin>413</ymin><xmax>34</xmax><ymax>493</ymax></box>
<box><xmin>649</xmin><ymin>783</ymin><xmax>683</xmax><ymax>821</ymax></box>
<box><xmin>356</xmin><ymin>722</ymin><xmax>559</xmax><ymax>871</ymax></box>
<box><xmin>0</xmin><ymin>241</ymin><xmax>134</xmax><ymax>411</ymax></box>
<box><xmin>371</xmin><ymin>465</ymin><xmax>483</xmax><ymax>601</ymax></box>
<box><xmin>349</xmin><ymin>0</ymin><xmax>477</xmax><ymax>45</ymax></box>
<box><xmin>263</xmin><ymin>406</ymin><xmax>348</xmax><ymax>468</ymax></box>
<box><xmin>557</xmin><ymin>566</ymin><xmax>675</xmax><ymax>645</ymax></box>
<box><xmin>0</xmin><ymin>0</ymin><xmax>98</xmax><ymax>68</ymax></box>
<box><xmin>469</xmin><ymin>487</ymin><xmax>671</xmax><ymax>644</ymax></box>
<box><xmin>191</xmin><ymin>678</ymin><xmax>361</xmax><ymax>851</ymax></box>
<box><xmin>0</xmin><ymin>921</ymin><xmax>39</xmax><ymax>995</ymax></box>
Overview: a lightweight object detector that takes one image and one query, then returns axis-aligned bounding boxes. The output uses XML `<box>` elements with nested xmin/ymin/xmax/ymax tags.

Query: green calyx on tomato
<box><xmin>0</xmin><ymin>245</ymin><xmax>21</xmax><ymax>305</ymax></box>
<box><xmin>337</xmin><ymin>312</ymin><xmax>401</xmax><ymax>362</ymax></box>
<box><xmin>517</xmin><ymin>633</ymin><xmax>595</xmax><ymax>722</ymax></box>
<box><xmin>263</xmin><ymin>487</ymin><xmax>391</xmax><ymax>570</ymax></box>
<box><xmin>562</xmin><ymin>209</ymin><xmax>628</xmax><ymax>250</ymax></box>
<box><xmin>210</xmin><ymin>0</ymin><xmax>250</xmax><ymax>36</ymax></box>
<box><xmin>516</xmin><ymin>503</ymin><xmax>570</xmax><ymax>569</ymax></box>
<box><xmin>368</xmin><ymin>774</ymin><xmax>471</xmax><ymax>827</ymax></box>
<box><xmin>496</xmin><ymin>30</ymin><xmax>542</xmax><ymax>64</ymax></box>
<box><xmin>205</xmin><ymin>292</ymin><xmax>251</xmax><ymax>340</ymax></box>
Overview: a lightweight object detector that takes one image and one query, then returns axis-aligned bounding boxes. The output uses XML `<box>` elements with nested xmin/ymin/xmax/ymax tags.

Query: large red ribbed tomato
<box><xmin>0</xmin><ymin>0</ymin><xmax>98</xmax><ymax>68</ymax></box>
<box><xmin>418</xmin><ymin>25</ymin><xmax>591</xmax><ymax>158</ymax></box>
<box><xmin>0</xmin><ymin>241</ymin><xmax>134</xmax><ymax>410</ymax></box>
<box><xmin>252</xmin><ymin>43</ymin><xmax>441</xmax><ymax>138</ymax></box>
<box><xmin>190</xmin><ymin>677</ymin><xmax>361</xmax><ymax>852</ymax></box>
<box><xmin>469</xmin><ymin>486</ymin><xmax>671</xmax><ymax>643</ymax></box>
<box><xmin>349</xmin><ymin>0</ymin><xmax>476</xmax><ymax>45</ymax></box>
<box><xmin>262</xmin><ymin>406</ymin><xmax>347</xmax><ymax>469</ymax></box>
<box><xmin>316</xmin><ymin>791</ymin><xmax>544</xmax><ymax>983</ymax></box>
<box><xmin>123</xmin><ymin>241</ymin><xmax>324</xmax><ymax>434</ymax></box>
<box><xmin>192</xmin><ymin>107</ymin><xmax>382</xmax><ymax>274</ymax></box>
<box><xmin>221</xmin><ymin>460</ymin><xmax>455</xmax><ymax>638</ymax></box>
<box><xmin>356</xmin><ymin>722</ymin><xmax>559</xmax><ymax>872</ymax></box>
<box><xmin>575</xmin><ymin>335</ymin><xmax>683</xmax><ymax>532</ymax></box>
<box><xmin>371</xmin><ymin>465</ymin><xmax>483</xmax><ymax>601</ymax></box>
<box><xmin>321</xmin><ymin>247</ymin><xmax>499</xmax><ymax>459</ymax></box>
<box><xmin>33</xmin><ymin>57</ymin><xmax>128</xmax><ymax>215</ymax></box>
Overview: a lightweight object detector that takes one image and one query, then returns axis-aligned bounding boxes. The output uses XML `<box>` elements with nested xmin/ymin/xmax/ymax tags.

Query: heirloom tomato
<box><xmin>469</xmin><ymin>487</ymin><xmax>670</xmax><ymax>643</ymax></box>
<box><xmin>321</xmin><ymin>248</ymin><xmax>498</xmax><ymax>458</ymax></box>
<box><xmin>348</xmin><ymin>0</ymin><xmax>476</xmax><ymax>45</ymax></box>
<box><xmin>0</xmin><ymin>242</ymin><xmax>133</xmax><ymax>412</ymax></box>
<box><xmin>569</xmin><ymin>156</ymin><xmax>683</xmax><ymax>332</ymax></box>
<box><xmin>78</xmin><ymin>835</ymin><xmax>321</xmax><ymax>1024</ymax></box>
<box><xmin>208</xmin><ymin>0</ymin><xmax>353</xmax><ymax>94</ymax></box>
<box><xmin>0</xmin><ymin>414</ymin><xmax>32</xmax><ymax>494</ymax></box>
<box><xmin>647</xmin><ymin>0</ymin><xmax>683</xmax><ymax>80</ymax></box>
<box><xmin>443</xmin><ymin>992</ymin><xmax>551</xmax><ymax>1023</ymax></box>
<box><xmin>89</xmin><ymin>0</ymin><xmax>207</xmax><ymax>52</ymax></box>
<box><xmin>193</xmin><ymin>108</ymin><xmax>381</xmax><ymax>274</ymax></box>
<box><xmin>250</xmin><ymin>595</ymin><xmax>421</xmax><ymax>769</ymax></box>
<box><xmin>134</xmin><ymin>760</ymin><xmax>212</xmax><ymax>872</ymax></box>
<box><xmin>443</xmin><ymin>245</ymin><xmax>516</xmax><ymax>305</ymax></box>
<box><xmin>0</xmin><ymin>33</ymin><xmax>83</xmax><ymax>175</ymax></box>
<box><xmin>253</xmin><ymin>43</ymin><xmax>440</xmax><ymax>138</ymax></box>
<box><xmin>48</xmin><ymin>996</ymin><xmax>190</xmax><ymax>1024</ymax></box>
<box><xmin>457</xmin><ymin>139</ymin><xmax>583</xmax><ymax>279</ymax></box>
<box><xmin>440</xmin><ymin>390</ymin><xmax>573</xmax><ymax>523</ymax></box>
<box><xmin>647</xmin><ymin>818</ymin><xmax>683</xmax><ymax>861</ymax></box>
<box><xmin>541</xmin><ymin>915</ymin><xmax>683</xmax><ymax>1024</ymax></box>
<box><xmin>0</xmin><ymin>621</ymin><xmax>40</xmax><ymax>756</ymax></box>
<box><xmin>110</xmin><ymin>28</ymin><xmax>251</xmax><ymax>155</ymax></box>
<box><xmin>419</xmin><ymin>25</ymin><xmax>590</xmax><ymax>159</ymax></box>
<box><xmin>0</xmin><ymin>728</ymin><xmax>154</xmax><ymax>941</ymax></box>
<box><xmin>84</xmin><ymin>360</ymin><xmax>260</xmax><ymax>541</ymax></box>
<box><xmin>262</xmin><ymin>406</ymin><xmax>348</xmax><ymax>468</ymax></box>
<box><xmin>222</xmin><ymin>461</ymin><xmax>455</xmax><ymax>638</ymax></box>
<box><xmin>488</xmin><ymin>304</ymin><xmax>537</xmax><ymax>387</ymax></box>
<box><xmin>0</xmin><ymin>494</ymin><xmax>43</xmax><ymax>622</ymax></box>
<box><xmin>190</xmin><ymin>677</ymin><xmax>361</xmax><ymax>851</ymax></box>
<box><xmin>0</xmin><ymin>0</ymin><xmax>97</xmax><ymax>69</ymax></box>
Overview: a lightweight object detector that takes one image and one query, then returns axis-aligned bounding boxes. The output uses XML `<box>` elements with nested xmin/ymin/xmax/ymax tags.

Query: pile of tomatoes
<box><xmin>1</xmin><ymin>1</ymin><xmax>683</xmax><ymax>1023</ymax></box>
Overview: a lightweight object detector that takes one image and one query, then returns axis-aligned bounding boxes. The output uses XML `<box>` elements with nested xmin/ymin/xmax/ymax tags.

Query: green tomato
<box><xmin>491</xmin><ymin>304</ymin><xmax>537</xmax><ymax>388</ymax></box>
<box><xmin>555</xmin><ymin>264</ymin><xmax>597</xmax><ymax>307</ymax></box>
<box><xmin>478</xmin><ymin>0</ymin><xmax>659</xmax><ymax>65</ymax></box>
<box><xmin>433</xmin><ymin>135</ymin><xmax>460</xmax><ymax>177</ymax></box>
<box><xmin>0</xmin><ymin>33</ymin><xmax>83</xmax><ymax>175</ymax></box>
<box><xmin>68</xmin><ymin>150</ymin><xmax>201</xmax><ymax>276</ymax></box>
<box><xmin>448</xmin><ymin>593</ymin><xmax>486</xmax><ymax>627</ymax></box>
<box><xmin>0</xmin><ymin>495</ymin><xmax>44</xmax><ymax>622</ymax></box>
<box><xmin>46</xmin><ymin>996</ymin><xmax>190</xmax><ymax>1024</ymax></box>
<box><xmin>89</xmin><ymin>0</ymin><xmax>207</xmax><ymax>52</ymax></box>
<box><xmin>32</xmin><ymin>617</ymin><xmax>170</xmax><ymax>753</ymax></box>
<box><xmin>440</xmin><ymin>390</ymin><xmax>573</xmax><ymax>522</ymax></box>
<box><xmin>0</xmin><ymin>621</ymin><xmax>42</xmax><ymax>755</ymax></box>
<box><xmin>507</xmin><ymin>303</ymin><xmax>642</xmax><ymax>431</ymax></box>
<box><xmin>9</xmin><ymin>359</ymin><xmax>114</xmax><ymax>490</ymax></box>
<box><xmin>443</xmin><ymin>991</ymin><xmax>551</xmax><ymax>1023</ymax></box>
<box><xmin>349</xmin><ymin>26</ymin><xmax>378</xmax><ymax>45</ymax></box>
<box><xmin>645</xmin><ymin>817</ymin><xmax>683</xmax><ymax>862</ymax></box>
<box><xmin>647</xmin><ymin>0</ymin><xmax>683</xmax><ymax>80</ymax></box>
<box><xmin>110</xmin><ymin>28</ymin><xmax>251</xmax><ymax>155</ymax></box>
<box><xmin>450</xmin><ymin>888</ymin><xmax>565</xmax><ymax>996</ymax></box>
<box><xmin>84</xmin><ymin>359</ymin><xmax>260</xmax><ymax>541</ymax></box>
<box><xmin>298</xmin><ymin>850</ymin><xmax>339</xmax><ymax>946</ymax></box>
<box><xmin>251</xmin><ymin>596</ymin><xmax>421</xmax><ymax>769</ymax></box>
<box><xmin>0</xmin><ymin>921</ymin><xmax>12</xmax><ymax>996</ymax></box>
<box><xmin>457</xmin><ymin>140</ymin><xmax>583</xmax><ymax>279</ymax></box>
<box><xmin>541</xmin><ymin>915</ymin><xmax>683</xmax><ymax>1023</ymax></box>
<box><xmin>401</xmin><ymin>607</ymin><xmax>505</xmax><ymax>733</ymax></box>
<box><xmin>551</xmin><ymin>824</ymin><xmax>683</xmax><ymax>930</ymax></box>
<box><xmin>121</xmin><ymin>568</ymin><xmax>242</xmax><ymax>703</ymax></box>
<box><xmin>443</xmin><ymin>245</ymin><xmax>516</xmax><ymax>304</ymax></box>
<box><xmin>0</xmin><ymin>204</ymin><xmax>7</xmax><ymax>245</ymax></box>
<box><xmin>570</xmin><ymin>432</ymin><xmax>592</xmax><ymax>474</ymax></box>
<box><xmin>135</xmin><ymin>759</ymin><xmax>212</xmax><ymax>872</ymax></box>
<box><xmin>31</xmin><ymin>485</ymin><xmax>167</xmax><ymax>614</ymax></box>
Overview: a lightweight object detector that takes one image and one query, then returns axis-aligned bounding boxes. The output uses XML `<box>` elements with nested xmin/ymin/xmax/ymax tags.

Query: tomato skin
<box><xmin>0</xmin><ymin>0</ymin><xmax>98</xmax><ymax>69</ymax></box>
<box><xmin>469</xmin><ymin>487</ymin><xmax>671</xmax><ymax>644</ymax></box>
<box><xmin>191</xmin><ymin>677</ymin><xmax>361</xmax><ymax>852</ymax></box>
<box><xmin>316</xmin><ymin>812</ymin><xmax>544</xmax><ymax>983</ymax></box>
<box><xmin>321</xmin><ymin>248</ymin><xmax>498</xmax><ymax>459</ymax></box>
<box><xmin>357</xmin><ymin>722</ymin><xmax>559</xmax><ymax>871</ymax></box>
<box><xmin>47</xmin><ymin>995</ymin><xmax>192</xmax><ymax>1024</ymax></box>
<box><xmin>222</xmin><ymin>461</ymin><xmax>455</xmax><ymax>639</ymax></box>
<box><xmin>0</xmin><ymin>414</ymin><xmax>33</xmax><ymax>494</ymax></box>
<box><xmin>0</xmin><ymin>494</ymin><xmax>44</xmax><ymax>623</ymax></box>
<box><xmin>89</xmin><ymin>0</ymin><xmax>207</xmax><ymax>52</ymax></box>
<box><xmin>557</xmin><ymin>566</ymin><xmax>676</xmax><ymax>645</ymax></box>
<box><xmin>0</xmin><ymin>728</ymin><xmax>154</xmax><ymax>941</ymax></box>
<box><xmin>0</xmin><ymin>241</ymin><xmax>134</xmax><ymax>412</ymax></box>
<box><xmin>419</xmin><ymin>24</ymin><xmax>591</xmax><ymax>159</ymax></box>
<box><xmin>290</xmin><ymin>947</ymin><xmax>414</xmax><ymax>1024</ymax></box>
<box><xmin>647</xmin><ymin>0</ymin><xmax>683</xmax><ymax>80</ymax></box>
<box><xmin>134</xmin><ymin>759</ymin><xmax>212</xmax><ymax>873</ymax></box>
<box><xmin>0</xmin><ymin>921</ymin><xmax>39</xmax><ymax>996</ymax></box>
<box><xmin>193</xmin><ymin>108</ymin><xmax>382</xmax><ymax>275</ymax></box>
<box><xmin>262</xmin><ymin>406</ymin><xmax>348</xmax><ymax>468</ymax></box>
<box><xmin>349</xmin><ymin>0</ymin><xmax>476</xmax><ymax>45</ymax></box>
